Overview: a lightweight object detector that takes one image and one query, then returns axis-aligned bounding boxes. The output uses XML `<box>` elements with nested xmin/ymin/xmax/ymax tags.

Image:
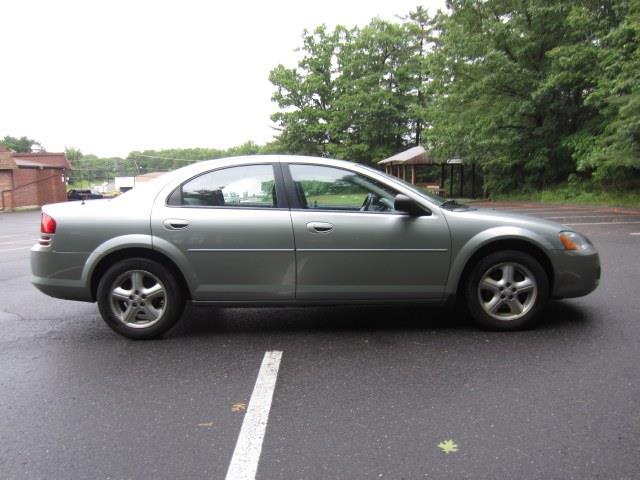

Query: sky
<box><xmin>2</xmin><ymin>0</ymin><xmax>445</xmax><ymax>157</ymax></box>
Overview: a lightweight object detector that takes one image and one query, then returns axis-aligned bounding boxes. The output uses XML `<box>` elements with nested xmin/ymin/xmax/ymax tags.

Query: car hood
<box><xmin>441</xmin><ymin>207</ymin><xmax>568</xmax><ymax>251</ymax></box>
<box><xmin>460</xmin><ymin>207</ymin><xmax>566</xmax><ymax>230</ymax></box>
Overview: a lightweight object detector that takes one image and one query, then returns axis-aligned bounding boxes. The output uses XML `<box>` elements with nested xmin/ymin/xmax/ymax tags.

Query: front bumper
<box><xmin>549</xmin><ymin>248</ymin><xmax>600</xmax><ymax>299</ymax></box>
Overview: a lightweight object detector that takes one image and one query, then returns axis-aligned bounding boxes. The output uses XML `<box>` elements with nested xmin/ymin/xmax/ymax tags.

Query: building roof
<box><xmin>378</xmin><ymin>146</ymin><xmax>438</xmax><ymax>165</ymax></box>
<box><xmin>134</xmin><ymin>171</ymin><xmax>167</xmax><ymax>182</ymax></box>
<box><xmin>12</xmin><ymin>152</ymin><xmax>71</xmax><ymax>169</ymax></box>
<box><xmin>0</xmin><ymin>147</ymin><xmax>71</xmax><ymax>170</ymax></box>
<box><xmin>14</xmin><ymin>158</ymin><xmax>63</xmax><ymax>169</ymax></box>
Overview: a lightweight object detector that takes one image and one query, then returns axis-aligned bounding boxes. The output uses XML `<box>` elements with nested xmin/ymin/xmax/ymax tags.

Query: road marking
<box><xmin>506</xmin><ymin>208</ymin><xmax>640</xmax><ymax>215</ymax></box>
<box><xmin>0</xmin><ymin>234</ymin><xmax>36</xmax><ymax>239</ymax></box>
<box><xmin>563</xmin><ymin>221</ymin><xmax>640</xmax><ymax>226</ymax></box>
<box><xmin>630</xmin><ymin>233</ymin><xmax>640</xmax><ymax>236</ymax></box>
<box><xmin>543</xmin><ymin>215</ymin><xmax>640</xmax><ymax>220</ymax></box>
<box><xmin>511</xmin><ymin>208</ymin><xmax>593</xmax><ymax>212</ymax></box>
<box><xmin>0</xmin><ymin>246</ymin><xmax>32</xmax><ymax>252</ymax></box>
<box><xmin>503</xmin><ymin>208</ymin><xmax>600</xmax><ymax>213</ymax></box>
<box><xmin>226</xmin><ymin>351</ymin><xmax>283</xmax><ymax>480</ymax></box>
<box><xmin>0</xmin><ymin>240</ymin><xmax>38</xmax><ymax>246</ymax></box>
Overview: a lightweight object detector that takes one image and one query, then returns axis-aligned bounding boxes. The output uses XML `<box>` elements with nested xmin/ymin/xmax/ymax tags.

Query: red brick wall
<box><xmin>0</xmin><ymin>168</ymin><xmax>67</xmax><ymax>209</ymax></box>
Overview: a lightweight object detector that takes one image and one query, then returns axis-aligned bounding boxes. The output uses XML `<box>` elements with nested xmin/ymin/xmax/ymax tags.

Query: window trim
<box><xmin>282</xmin><ymin>162</ymin><xmax>409</xmax><ymax>216</ymax></box>
<box><xmin>165</xmin><ymin>162</ymin><xmax>289</xmax><ymax>210</ymax></box>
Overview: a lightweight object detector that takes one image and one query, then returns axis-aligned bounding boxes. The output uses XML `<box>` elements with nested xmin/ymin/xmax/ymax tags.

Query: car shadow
<box><xmin>167</xmin><ymin>299</ymin><xmax>591</xmax><ymax>339</ymax></box>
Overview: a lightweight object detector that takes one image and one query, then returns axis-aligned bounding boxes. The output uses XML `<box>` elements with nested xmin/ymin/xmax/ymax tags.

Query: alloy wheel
<box><xmin>477</xmin><ymin>262</ymin><xmax>538</xmax><ymax>321</ymax></box>
<box><xmin>109</xmin><ymin>270</ymin><xmax>167</xmax><ymax>328</ymax></box>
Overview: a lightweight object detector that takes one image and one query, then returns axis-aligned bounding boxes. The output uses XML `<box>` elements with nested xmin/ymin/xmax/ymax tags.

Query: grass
<box><xmin>489</xmin><ymin>185</ymin><xmax>640</xmax><ymax>208</ymax></box>
<box><xmin>306</xmin><ymin>193</ymin><xmax>365</xmax><ymax>208</ymax></box>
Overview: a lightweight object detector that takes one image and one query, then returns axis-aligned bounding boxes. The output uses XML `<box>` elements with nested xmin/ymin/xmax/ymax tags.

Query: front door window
<box><xmin>289</xmin><ymin>164</ymin><xmax>397</xmax><ymax>213</ymax></box>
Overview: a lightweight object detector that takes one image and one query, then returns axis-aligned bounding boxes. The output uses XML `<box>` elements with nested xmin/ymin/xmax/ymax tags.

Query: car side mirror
<box><xmin>394</xmin><ymin>194</ymin><xmax>427</xmax><ymax>216</ymax></box>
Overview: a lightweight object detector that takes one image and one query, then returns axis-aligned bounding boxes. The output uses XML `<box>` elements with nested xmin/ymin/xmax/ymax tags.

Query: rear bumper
<box><xmin>30</xmin><ymin>245</ymin><xmax>92</xmax><ymax>302</ymax></box>
<box><xmin>550</xmin><ymin>249</ymin><xmax>600</xmax><ymax>299</ymax></box>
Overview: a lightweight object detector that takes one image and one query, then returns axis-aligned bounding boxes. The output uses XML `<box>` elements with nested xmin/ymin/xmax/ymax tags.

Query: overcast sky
<box><xmin>2</xmin><ymin>0</ymin><xmax>445</xmax><ymax>157</ymax></box>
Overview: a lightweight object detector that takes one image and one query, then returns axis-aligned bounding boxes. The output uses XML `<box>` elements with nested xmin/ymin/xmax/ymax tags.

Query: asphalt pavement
<box><xmin>1</xmin><ymin>204</ymin><xmax>639</xmax><ymax>480</ymax></box>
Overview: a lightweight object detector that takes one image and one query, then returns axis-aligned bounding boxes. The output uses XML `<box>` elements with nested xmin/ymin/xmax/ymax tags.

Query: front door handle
<box><xmin>307</xmin><ymin>222</ymin><xmax>334</xmax><ymax>233</ymax></box>
<box><xmin>163</xmin><ymin>218</ymin><xmax>190</xmax><ymax>230</ymax></box>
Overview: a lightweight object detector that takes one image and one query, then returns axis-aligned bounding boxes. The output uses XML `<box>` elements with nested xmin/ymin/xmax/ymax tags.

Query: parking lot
<box><xmin>1</xmin><ymin>203</ymin><xmax>639</xmax><ymax>479</ymax></box>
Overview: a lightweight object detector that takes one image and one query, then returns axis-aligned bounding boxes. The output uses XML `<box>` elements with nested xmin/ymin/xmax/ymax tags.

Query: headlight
<box><xmin>559</xmin><ymin>231</ymin><xmax>591</xmax><ymax>251</ymax></box>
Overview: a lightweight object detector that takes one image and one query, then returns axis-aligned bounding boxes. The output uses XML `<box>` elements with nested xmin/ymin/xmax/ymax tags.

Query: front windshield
<box><xmin>358</xmin><ymin>164</ymin><xmax>447</xmax><ymax>205</ymax></box>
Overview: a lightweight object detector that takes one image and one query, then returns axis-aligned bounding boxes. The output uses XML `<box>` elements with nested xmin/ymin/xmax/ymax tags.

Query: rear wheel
<box><xmin>97</xmin><ymin>258</ymin><xmax>185</xmax><ymax>339</ymax></box>
<box><xmin>465</xmin><ymin>250</ymin><xmax>549</xmax><ymax>330</ymax></box>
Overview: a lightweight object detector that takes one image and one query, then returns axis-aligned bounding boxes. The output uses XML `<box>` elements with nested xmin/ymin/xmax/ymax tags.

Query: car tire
<box><xmin>97</xmin><ymin>258</ymin><xmax>185</xmax><ymax>339</ymax></box>
<box><xmin>464</xmin><ymin>250</ymin><xmax>549</xmax><ymax>330</ymax></box>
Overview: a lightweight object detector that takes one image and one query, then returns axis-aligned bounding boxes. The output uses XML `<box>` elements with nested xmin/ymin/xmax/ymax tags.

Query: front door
<box><xmin>285</xmin><ymin>163</ymin><xmax>451</xmax><ymax>300</ymax></box>
<box><xmin>151</xmin><ymin>163</ymin><xmax>295</xmax><ymax>301</ymax></box>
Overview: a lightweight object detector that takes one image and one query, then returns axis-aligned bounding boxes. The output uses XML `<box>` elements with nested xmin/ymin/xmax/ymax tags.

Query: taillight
<box><xmin>41</xmin><ymin>213</ymin><xmax>57</xmax><ymax>234</ymax></box>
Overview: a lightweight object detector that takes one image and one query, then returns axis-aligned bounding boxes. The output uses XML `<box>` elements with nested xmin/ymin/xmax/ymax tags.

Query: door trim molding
<box><xmin>188</xmin><ymin>248</ymin><xmax>295</xmax><ymax>252</ymax></box>
<box><xmin>296</xmin><ymin>248</ymin><xmax>448</xmax><ymax>252</ymax></box>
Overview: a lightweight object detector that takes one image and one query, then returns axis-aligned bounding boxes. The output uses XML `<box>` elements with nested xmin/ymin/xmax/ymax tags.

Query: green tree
<box><xmin>576</xmin><ymin>0</ymin><xmax>640</xmax><ymax>182</ymax></box>
<box><xmin>1</xmin><ymin>135</ymin><xmax>42</xmax><ymax>152</ymax></box>
<box><xmin>428</xmin><ymin>0</ymin><xmax>632</xmax><ymax>192</ymax></box>
<box><xmin>270</xmin><ymin>25</ymin><xmax>354</xmax><ymax>156</ymax></box>
<box><xmin>269</xmin><ymin>12</ymin><xmax>435</xmax><ymax>164</ymax></box>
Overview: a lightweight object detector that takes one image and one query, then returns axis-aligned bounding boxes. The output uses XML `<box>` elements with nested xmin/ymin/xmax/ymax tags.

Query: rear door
<box><xmin>151</xmin><ymin>163</ymin><xmax>295</xmax><ymax>301</ymax></box>
<box><xmin>283</xmin><ymin>163</ymin><xmax>451</xmax><ymax>300</ymax></box>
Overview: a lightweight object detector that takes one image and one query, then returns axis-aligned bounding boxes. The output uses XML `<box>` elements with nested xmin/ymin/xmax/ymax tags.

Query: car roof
<box><xmin>186</xmin><ymin>154</ymin><xmax>357</xmax><ymax>170</ymax></box>
<box><xmin>115</xmin><ymin>154</ymin><xmax>443</xmax><ymax>211</ymax></box>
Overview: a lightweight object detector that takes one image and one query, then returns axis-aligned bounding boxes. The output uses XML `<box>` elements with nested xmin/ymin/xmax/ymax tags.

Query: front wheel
<box><xmin>97</xmin><ymin>258</ymin><xmax>185</xmax><ymax>339</ymax></box>
<box><xmin>465</xmin><ymin>250</ymin><xmax>549</xmax><ymax>330</ymax></box>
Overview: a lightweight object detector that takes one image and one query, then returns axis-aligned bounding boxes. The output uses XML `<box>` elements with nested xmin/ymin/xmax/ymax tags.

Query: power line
<box><xmin>129</xmin><ymin>153</ymin><xmax>214</xmax><ymax>163</ymax></box>
<box><xmin>69</xmin><ymin>166</ymin><xmax>171</xmax><ymax>172</ymax></box>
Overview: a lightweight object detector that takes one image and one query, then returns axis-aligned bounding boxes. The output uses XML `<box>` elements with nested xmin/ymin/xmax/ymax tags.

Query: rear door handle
<box><xmin>163</xmin><ymin>218</ymin><xmax>190</xmax><ymax>230</ymax></box>
<box><xmin>307</xmin><ymin>222</ymin><xmax>334</xmax><ymax>233</ymax></box>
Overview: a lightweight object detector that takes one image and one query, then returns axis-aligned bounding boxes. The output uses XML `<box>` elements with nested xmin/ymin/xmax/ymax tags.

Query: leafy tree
<box><xmin>269</xmin><ymin>11</ymin><xmax>435</xmax><ymax>164</ymax></box>
<box><xmin>431</xmin><ymin>2</ymin><xmax>580</xmax><ymax>191</ymax></box>
<box><xmin>1</xmin><ymin>135</ymin><xmax>42</xmax><ymax>152</ymax></box>
<box><xmin>270</xmin><ymin>1</ymin><xmax>638</xmax><ymax>192</ymax></box>
<box><xmin>577</xmin><ymin>1</ymin><xmax>640</xmax><ymax>182</ymax></box>
<box><xmin>428</xmin><ymin>0</ymin><xmax>633</xmax><ymax>192</ymax></box>
<box><xmin>270</xmin><ymin>25</ymin><xmax>354</xmax><ymax>157</ymax></box>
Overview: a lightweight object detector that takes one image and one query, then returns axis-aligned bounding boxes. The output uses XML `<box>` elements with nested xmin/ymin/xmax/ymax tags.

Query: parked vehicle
<box><xmin>32</xmin><ymin>156</ymin><xmax>600</xmax><ymax>339</ymax></box>
<box><xmin>67</xmin><ymin>189</ymin><xmax>103</xmax><ymax>201</ymax></box>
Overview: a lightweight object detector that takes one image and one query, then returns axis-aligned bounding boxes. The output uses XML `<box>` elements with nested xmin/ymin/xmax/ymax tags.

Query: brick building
<box><xmin>0</xmin><ymin>146</ymin><xmax>70</xmax><ymax>210</ymax></box>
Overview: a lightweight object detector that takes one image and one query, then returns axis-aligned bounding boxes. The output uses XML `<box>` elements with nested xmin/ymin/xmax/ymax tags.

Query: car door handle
<box><xmin>307</xmin><ymin>222</ymin><xmax>334</xmax><ymax>233</ymax></box>
<box><xmin>163</xmin><ymin>218</ymin><xmax>190</xmax><ymax>230</ymax></box>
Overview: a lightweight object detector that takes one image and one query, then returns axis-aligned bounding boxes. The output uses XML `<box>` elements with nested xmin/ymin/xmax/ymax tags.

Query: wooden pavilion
<box><xmin>378</xmin><ymin>146</ymin><xmax>476</xmax><ymax>198</ymax></box>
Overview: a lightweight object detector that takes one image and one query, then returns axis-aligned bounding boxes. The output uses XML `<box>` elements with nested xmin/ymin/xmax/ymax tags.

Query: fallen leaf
<box><xmin>437</xmin><ymin>439</ymin><xmax>459</xmax><ymax>454</ymax></box>
<box><xmin>232</xmin><ymin>402</ymin><xmax>247</xmax><ymax>413</ymax></box>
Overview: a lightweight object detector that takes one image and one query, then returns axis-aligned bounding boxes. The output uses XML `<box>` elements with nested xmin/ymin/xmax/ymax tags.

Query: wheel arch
<box><xmin>89</xmin><ymin>247</ymin><xmax>192</xmax><ymax>302</ymax></box>
<box><xmin>451</xmin><ymin>238</ymin><xmax>555</xmax><ymax>301</ymax></box>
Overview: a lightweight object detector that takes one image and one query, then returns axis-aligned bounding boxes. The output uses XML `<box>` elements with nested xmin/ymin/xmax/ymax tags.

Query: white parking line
<box><xmin>226</xmin><ymin>351</ymin><xmax>283</xmax><ymax>480</ymax></box>
<box><xmin>563</xmin><ymin>221</ymin><xmax>640</xmax><ymax>226</ymax></box>
<box><xmin>504</xmin><ymin>208</ymin><xmax>598</xmax><ymax>213</ymax></box>
<box><xmin>507</xmin><ymin>208</ymin><xmax>635</xmax><ymax>214</ymax></box>
<box><xmin>0</xmin><ymin>240</ymin><xmax>38</xmax><ymax>246</ymax></box>
<box><xmin>0</xmin><ymin>234</ymin><xmax>35</xmax><ymax>239</ymax></box>
<box><xmin>543</xmin><ymin>215</ymin><xmax>640</xmax><ymax>220</ymax></box>
<box><xmin>0</xmin><ymin>246</ymin><xmax>32</xmax><ymax>252</ymax></box>
<box><xmin>630</xmin><ymin>233</ymin><xmax>640</xmax><ymax>236</ymax></box>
